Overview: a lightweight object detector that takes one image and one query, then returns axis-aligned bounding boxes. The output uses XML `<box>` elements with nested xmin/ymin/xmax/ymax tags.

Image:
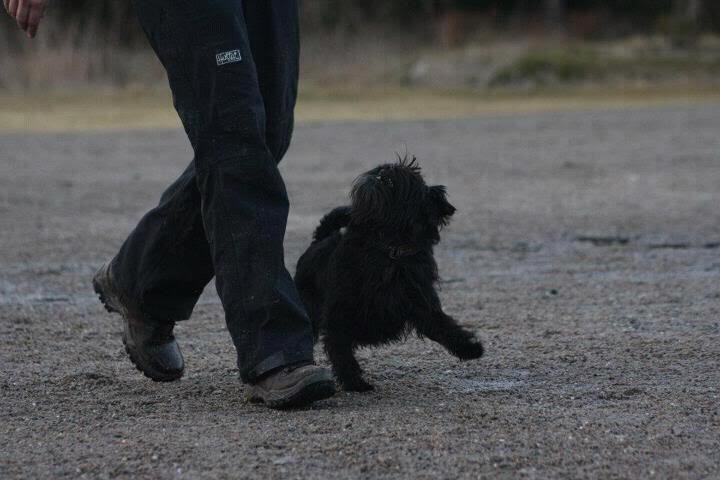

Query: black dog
<box><xmin>295</xmin><ymin>156</ymin><xmax>484</xmax><ymax>391</ymax></box>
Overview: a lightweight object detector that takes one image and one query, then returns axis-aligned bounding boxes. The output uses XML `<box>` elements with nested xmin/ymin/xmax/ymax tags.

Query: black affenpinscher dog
<box><xmin>295</xmin><ymin>156</ymin><xmax>484</xmax><ymax>392</ymax></box>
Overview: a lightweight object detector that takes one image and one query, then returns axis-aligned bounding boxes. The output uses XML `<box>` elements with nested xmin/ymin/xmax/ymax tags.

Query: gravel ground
<box><xmin>1</xmin><ymin>105</ymin><xmax>719</xmax><ymax>479</ymax></box>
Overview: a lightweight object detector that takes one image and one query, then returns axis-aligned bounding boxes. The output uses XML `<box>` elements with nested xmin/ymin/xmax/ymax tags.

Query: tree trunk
<box><xmin>688</xmin><ymin>0</ymin><xmax>702</xmax><ymax>21</ymax></box>
<box><xmin>544</xmin><ymin>0</ymin><xmax>566</xmax><ymax>27</ymax></box>
<box><xmin>676</xmin><ymin>0</ymin><xmax>702</xmax><ymax>23</ymax></box>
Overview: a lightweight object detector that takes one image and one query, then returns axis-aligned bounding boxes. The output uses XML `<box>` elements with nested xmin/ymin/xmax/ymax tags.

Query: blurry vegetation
<box><xmin>1</xmin><ymin>1</ymin><xmax>143</xmax><ymax>52</ymax></box>
<box><xmin>490</xmin><ymin>49</ymin><xmax>601</xmax><ymax>87</ymax></box>
<box><xmin>303</xmin><ymin>0</ymin><xmax>720</xmax><ymax>37</ymax></box>
<box><xmin>2</xmin><ymin>0</ymin><xmax>719</xmax><ymax>47</ymax></box>
<box><xmin>488</xmin><ymin>43</ymin><xmax>720</xmax><ymax>88</ymax></box>
<box><xmin>1</xmin><ymin>0</ymin><xmax>720</xmax><ymax>91</ymax></box>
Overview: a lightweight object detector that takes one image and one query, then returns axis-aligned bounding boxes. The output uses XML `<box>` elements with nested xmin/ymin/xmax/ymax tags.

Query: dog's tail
<box><xmin>313</xmin><ymin>206</ymin><xmax>352</xmax><ymax>242</ymax></box>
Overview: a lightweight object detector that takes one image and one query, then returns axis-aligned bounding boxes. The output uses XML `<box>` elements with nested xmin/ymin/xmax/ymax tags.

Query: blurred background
<box><xmin>1</xmin><ymin>0</ymin><xmax>719</xmax><ymax>128</ymax></box>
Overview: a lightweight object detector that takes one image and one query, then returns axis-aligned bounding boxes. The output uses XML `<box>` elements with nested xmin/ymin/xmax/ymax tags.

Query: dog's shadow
<box><xmin>315</xmin><ymin>343</ymin><xmax>525</xmax><ymax>408</ymax></box>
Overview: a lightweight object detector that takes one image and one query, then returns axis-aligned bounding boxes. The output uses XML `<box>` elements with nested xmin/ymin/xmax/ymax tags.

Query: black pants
<box><xmin>112</xmin><ymin>0</ymin><xmax>314</xmax><ymax>383</ymax></box>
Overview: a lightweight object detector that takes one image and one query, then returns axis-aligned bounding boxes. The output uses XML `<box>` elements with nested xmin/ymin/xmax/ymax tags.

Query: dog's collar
<box><xmin>351</xmin><ymin>227</ymin><xmax>422</xmax><ymax>259</ymax></box>
<box><xmin>385</xmin><ymin>244</ymin><xmax>421</xmax><ymax>260</ymax></box>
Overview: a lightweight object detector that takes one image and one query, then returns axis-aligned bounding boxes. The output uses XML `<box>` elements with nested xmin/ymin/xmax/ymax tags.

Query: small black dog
<box><xmin>295</xmin><ymin>156</ymin><xmax>484</xmax><ymax>391</ymax></box>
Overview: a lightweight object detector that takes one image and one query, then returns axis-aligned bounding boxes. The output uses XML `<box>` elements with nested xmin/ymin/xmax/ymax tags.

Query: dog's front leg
<box><xmin>416</xmin><ymin>311</ymin><xmax>484</xmax><ymax>360</ymax></box>
<box><xmin>323</xmin><ymin>334</ymin><xmax>374</xmax><ymax>392</ymax></box>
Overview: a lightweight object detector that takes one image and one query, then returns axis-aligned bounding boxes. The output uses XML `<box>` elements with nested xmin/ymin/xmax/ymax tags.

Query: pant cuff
<box><xmin>243</xmin><ymin>350</ymin><xmax>313</xmax><ymax>384</ymax></box>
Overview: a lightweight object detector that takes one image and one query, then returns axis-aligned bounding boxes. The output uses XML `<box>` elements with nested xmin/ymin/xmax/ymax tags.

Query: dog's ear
<box><xmin>428</xmin><ymin>185</ymin><xmax>456</xmax><ymax>226</ymax></box>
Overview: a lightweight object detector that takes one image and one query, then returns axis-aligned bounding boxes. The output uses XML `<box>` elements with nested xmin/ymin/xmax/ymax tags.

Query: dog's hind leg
<box><xmin>323</xmin><ymin>334</ymin><xmax>374</xmax><ymax>392</ymax></box>
<box><xmin>415</xmin><ymin>311</ymin><xmax>484</xmax><ymax>361</ymax></box>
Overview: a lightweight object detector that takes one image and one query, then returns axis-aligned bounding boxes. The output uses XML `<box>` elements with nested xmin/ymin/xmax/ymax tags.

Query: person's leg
<box><xmin>112</xmin><ymin>0</ymin><xmax>301</xmax><ymax>323</ymax></box>
<box><xmin>111</xmin><ymin>160</ymin><xmax>213</xmax><ymax>323</ymax></box>
<box><xmin>117</xmin><ymin>0</ymin><xmax>315</xmax><ymax>383</ymax></box>
<box><xmin>98</xmin><ymin>158</ymin><xmax>210</xmax><ymax>381</ymax></box>
<box><xmin>243</xmin><ymin>0</ymin><xmax>299</xmax><ymax>163</ymax></box>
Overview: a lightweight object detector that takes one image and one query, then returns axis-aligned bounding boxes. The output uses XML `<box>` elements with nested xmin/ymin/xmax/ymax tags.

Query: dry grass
<box><xmin>0</xmin><ymin>90</ymin><xmax>178</xmax><ymax>132</ymax></box>
<box><xmin>0</xmin><ymin>85</ymin><xmax>719</xmax><ymax>133</ymax></box>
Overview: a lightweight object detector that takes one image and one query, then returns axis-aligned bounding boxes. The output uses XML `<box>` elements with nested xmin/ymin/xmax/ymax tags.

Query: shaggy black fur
<box><xmin>295</xmin><ymin>156</ymin><xmax>484</xmax><ymax>391</ymax></box>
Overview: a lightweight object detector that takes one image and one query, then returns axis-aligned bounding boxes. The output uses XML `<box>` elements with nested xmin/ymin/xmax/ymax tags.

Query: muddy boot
<box><xmin>247</xmin><ymin>364</ymin><xmax>336</xmax><ymax>409</ymax></box>
<box><xmin>92</xmin><ymin>264</ymin><xmax>184</xmax><ymax>382</ymax></box>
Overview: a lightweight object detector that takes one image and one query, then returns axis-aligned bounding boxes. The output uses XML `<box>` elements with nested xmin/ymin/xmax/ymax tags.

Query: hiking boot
<box><xmin>247</xmin><ymin>364</ymin><xmax>336</xmax><ymax>409</ymax></box>
<box><xmin>92</xmin><ymin>263</ymin><xmax>184</xmax><ymax>382</ymax></box>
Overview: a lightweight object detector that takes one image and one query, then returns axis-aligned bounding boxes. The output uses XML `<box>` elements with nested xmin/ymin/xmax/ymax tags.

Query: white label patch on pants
<box><xmin>216</xmin><ymin>50</ymin><xmax>242</xmax><ymax>66</ymax></box>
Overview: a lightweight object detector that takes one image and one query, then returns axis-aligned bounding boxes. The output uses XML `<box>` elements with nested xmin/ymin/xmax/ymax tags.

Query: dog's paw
<box><xmin>454</xmin><ymin>339</ymin><xmax>484</xmax><ymax>360</ymax></box>
<box><xmin>341</xmin><ymin>378</ymin><xmax>375</xmax><ymax>392</ymax></box>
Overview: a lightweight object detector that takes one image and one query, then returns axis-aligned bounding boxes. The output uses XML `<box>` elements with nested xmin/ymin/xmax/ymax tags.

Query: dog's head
<box><xmin>350</xmin><ymin>156</ymin><xmax>456</xmax><ymax>243</ymax></box>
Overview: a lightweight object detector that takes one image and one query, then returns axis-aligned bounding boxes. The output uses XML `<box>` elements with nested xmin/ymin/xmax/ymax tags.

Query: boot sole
<box><xmin>248</xmin><ymin>374</ymin><xmax>336</xmax><ymax>409</ymax></box>
<box><xmin>93</xmin><ymin>267</ymin><xmax>182</xmax><ymax>383</ymax></box>
<box><xmin>121</xmin><ymin>335</ymin><xmax>183</xmax><ymax>383</ymax></box>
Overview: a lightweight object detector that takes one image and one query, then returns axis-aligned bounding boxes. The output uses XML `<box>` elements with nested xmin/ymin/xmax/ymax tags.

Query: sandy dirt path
<box><xmin>1</xmin><ymin>105</ymin><xmax>719</xmax><ymax>479</ymax></box>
